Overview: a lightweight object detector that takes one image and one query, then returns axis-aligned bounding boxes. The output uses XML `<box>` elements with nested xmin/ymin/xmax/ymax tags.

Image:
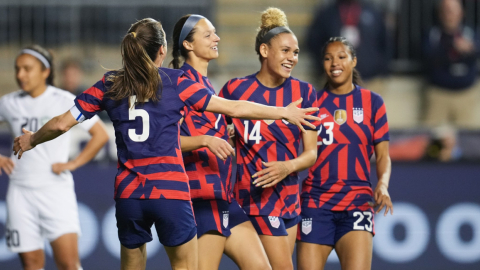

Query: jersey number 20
<box><xmin>128</xmin><ymin>96</ymin><xmax>149</xmax><ymax>142</ymax></box>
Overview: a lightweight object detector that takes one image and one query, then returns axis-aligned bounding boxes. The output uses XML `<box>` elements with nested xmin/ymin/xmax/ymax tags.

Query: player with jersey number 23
<box><xmin>297</xmin><ymin>37</ymin><xmax>393</xmax><ymax>270</ymax></box>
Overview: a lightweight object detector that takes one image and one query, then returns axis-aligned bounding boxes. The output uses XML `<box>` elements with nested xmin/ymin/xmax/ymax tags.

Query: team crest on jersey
<box><xmin>334</xmin><ymin>109</ymin><xmax>347</xmax><ymax>125</ymax></box>
<box><xmin>302</xmin><ymin>218</ymin><xmax>312</xmax><ymax>235</ymax></box>
<box><xmin>223</xmin><ymin>211</ymin><xmax>229</xmax><ymax>228</ymax></box>
<box><xmin>353</xmin><ymin>108</ymin><xmax>364</xmax><ymax>124</ymax></box>
<box><xmin>263</xmin><ymin>119</ymin><xmax>275</xmax><ymax>125</ymax></box>
<box><xmin>268</xmin><ymin>216</ymin><xmax>280</xmax><ymax>229</ymax></box>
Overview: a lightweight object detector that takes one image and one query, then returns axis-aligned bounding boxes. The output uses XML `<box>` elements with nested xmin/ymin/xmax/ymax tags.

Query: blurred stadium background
<box><xmin>0</xmin><ymin>0</ymin><xmax>479</xmax><ymax>269</ymax></box>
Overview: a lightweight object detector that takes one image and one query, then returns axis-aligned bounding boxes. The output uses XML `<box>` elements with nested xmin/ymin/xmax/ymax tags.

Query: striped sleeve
<box><xmin>218</xmin><ymin>80</ymin><xmax>233</xmax><ymax>124</ymax></box>
<box><xmin>177</xmin><ymin>77</ymin><xmax>212</xmax><ymax>112</ymax></box>
<box><xmin>301</xmin><ymin>83</ymin><xmax>320</xmax><ymax>131</ymax></box>
<box><xmin>372</xmin><ymin>94</ymin><xmax>390</xmax><ymax>144</ymax></box>
<box><xmin>73</xmin><ymin>76</ymin><xmax>107</xmax><ymax>121</ymax></box>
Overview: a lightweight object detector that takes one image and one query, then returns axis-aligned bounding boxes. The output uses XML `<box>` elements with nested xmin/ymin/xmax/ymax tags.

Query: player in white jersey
<box><xmin>0</xmin><ymin>45</ymin><xmax>108</xmax><ymax>270</ymax></box>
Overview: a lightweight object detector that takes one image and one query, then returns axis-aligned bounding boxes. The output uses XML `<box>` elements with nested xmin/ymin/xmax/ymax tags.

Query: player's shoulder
<box><xmin>48</xmin><ymin>86</ymin><xmax>76</xmax><ymax>100</ymax></box>
<box><xmin>358</xmin><ymin>86</ymin><xmax>384</xmax><ymax>104</ymax></box>
<box><xmin>159</xmin><ymin>67</ymin><xmax>185</xmax><ymax>87</ymax></box>
<box><xmin>222</xmin><ymin>74</ymin><xmax>255</xmax><ymax>93</ymax></box>
<box><xmin>289</xmin><ymin>76</ymin><xmax>315</xmax><ymax>91</ymax></box>
<box><xmin>0</xmin><ymin>89</ymin><xmax>24</xmax><ymax>103</ymax></box>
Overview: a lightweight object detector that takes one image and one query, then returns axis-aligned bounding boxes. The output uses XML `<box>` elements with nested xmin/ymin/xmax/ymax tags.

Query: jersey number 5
<box><xmin>128</xmin><ymin>96</ymin><xmax>150</xmax><ymax>142</ymax></box>
<box><xmin>317</xmin><ymin>122</ymin><xmax>334</xmax><ymax>145</ymax></box>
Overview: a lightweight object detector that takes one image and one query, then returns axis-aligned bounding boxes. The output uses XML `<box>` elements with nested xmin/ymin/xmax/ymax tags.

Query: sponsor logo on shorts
<box><xmin>268</xmin><ymin>216</ymin><xmax>280</xmax><ymax>229</ymax></box>
<box><xmin>223</xmin><ymin>211</ymin><xmax>229</xmax><ymax>228</ymax></box>
<box><xmin>302</xmin><ymin>218</ymin><xmax>312</xmax><ymax>235</ymax></box>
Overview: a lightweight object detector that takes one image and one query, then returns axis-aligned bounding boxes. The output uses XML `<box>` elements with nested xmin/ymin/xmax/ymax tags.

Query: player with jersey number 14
<box><xmin>297</xmin><ymin>37</ymin><xmax>393</xmax><ymax>270</ymax></box>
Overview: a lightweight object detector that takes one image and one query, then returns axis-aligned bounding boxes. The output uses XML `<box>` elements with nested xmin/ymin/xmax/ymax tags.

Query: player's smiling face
<box><xmin>265</xmin><ymin>33</ymin><xmax>299</xmax><ymax>79</ymax></box>
<box><xmin>323</xmin><ymin>41</ymin><xmax>357</xmax><ymax>88</ymax></box>
<box><xmin>15</xmin><ymin>54</ymin><xmax>50</xmax><ymax>96</ymax></box>
<box><xmin>189</xmin><ymin>18</ymin><xmax>220</xmax><ymax>61</ymax></box>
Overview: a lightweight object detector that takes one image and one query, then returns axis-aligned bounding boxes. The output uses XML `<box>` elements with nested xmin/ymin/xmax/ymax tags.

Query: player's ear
<box><xmin>183</xmin><ymin>39</ymin><xmax>194</xmax><ymax>51</ymax></box>
<box><xmin>259</xmin><ymin>43</ymin><xmax>269</xmax><ymax>58</ymax></box>
<box><xmin>352</xmin><ymin>56</ymin><xmax>357</xmax><ymax>68</ymax></box>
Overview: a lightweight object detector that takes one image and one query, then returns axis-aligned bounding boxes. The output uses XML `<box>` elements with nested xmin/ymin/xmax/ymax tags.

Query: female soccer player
<box><xmin>170</xmin><ymin>14</ymin><xmax>271</xmax><ymax>270</ymax></box>
<box><xmin>219</xmin><ymin>8</ymin><xmax>319</xmax><ymax>270</ymax></box>
<box><xmin>296</xmin><ymin>37</ymin><xmax>393</xmax><ymax>270</ymax></box>
<box><xmin>12</xmin><ymin>18</ymin><xmax>319</xmax><ymax>270</ymax></box>
<box><xmin>0</xmin><ymin>45</ymin><xmax>108</xmax><ymax>270</ymax></box>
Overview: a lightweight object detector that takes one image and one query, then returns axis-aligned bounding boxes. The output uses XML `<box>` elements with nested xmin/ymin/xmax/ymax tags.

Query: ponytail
<box><xmin>106</xmin><ymin>18</ymin><xmax>165</xmax><ymax>105</ymax></box>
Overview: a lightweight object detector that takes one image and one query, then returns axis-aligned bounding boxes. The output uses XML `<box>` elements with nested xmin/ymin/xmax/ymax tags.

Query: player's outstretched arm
<box><xmin>13</xmin><ymin>110</ymin><xmax>78</xmax><ymax>159</ymax></box>
<box><xmin>374</xmin><ymin>141</ymin><xmax>393</xmax><ymax>216</ymax></box>
<box><xmin>52</xmin><ymin>121</ymin><xmax>109</xmax><ymax>175</ymax></box>
<box><xmin>180</xmin><ymin>135</ymin><xmax>234</xmax><ymax>161</ymax></box>
<box><xmin>205</xmin><ymin>96</ymin><xmax>320</xmax><ymax>133</ymax></box>
<box><xmin>252</xmin><ymin>130</ymin><xmax>318</xmax><ymax>188</ymax></box>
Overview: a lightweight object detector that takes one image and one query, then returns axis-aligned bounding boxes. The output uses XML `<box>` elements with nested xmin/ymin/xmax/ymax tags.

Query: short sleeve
<box><xmin>74</xmin><ymin>76</ymin><xmax>107</xmax><ymax>121</ymax></box>
<box><xmin>301</xmin><ymin>83</ymin><xmax>320</xmax><ymax>131</ymax></box>
<box><xmin>372</xmin><ymin>95</ymin><xmax>390</xmax><ymax>144</ymax></box>
<box><xmin>177</xmin><ymin>77</ymin><xmax>212</xmax><ymax>112</ymax></box>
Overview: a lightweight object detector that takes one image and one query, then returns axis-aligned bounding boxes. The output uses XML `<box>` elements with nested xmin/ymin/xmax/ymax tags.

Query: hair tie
<box><xmin>179</xmin><ymin>14</ymin><xmax>205</xmax><ymax>49</ymax></box>
<box><xmin>19</xmin><ymin>49</ymin><xmax>50</xmax><ymax>69</ymax></box>
<box><xmin>131</xmin><ymin>32</ymin><xmax>137</xmax><ymax>38</ymax></box>
<box><xmin>261</xmin><ymin>26</ymin><xmax>291</xmax><ymax>44</ymax></box>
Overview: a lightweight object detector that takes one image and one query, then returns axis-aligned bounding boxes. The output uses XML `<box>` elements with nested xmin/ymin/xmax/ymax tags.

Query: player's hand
<box><xmin>252</xmin><ymin>161</ymin><xmax>293</xmax><ymax>188</ymax></box>
<box><xmin>227</xmin><ymin>126</ymin><xmax>235</xmax><ymax>148</ymax></box>
<box><xmin>0</xmin><ymin>155</ymin><xmax>14</xmax><ymax>175</ymax></box>
<box><xmin>284</xmin><ymin>98</ymin><xmax>320</xmax><ymax>133</ymax></box>
<box><xmin>205</xmin><ymin>136</ymin><xmax>235</xmax><ymax>161</ymax></box>
<box><xmin>374</xmin><ymin>182</ymin><xmax>393</xmax><ymax>216</ymax></box>
<box><xmin>52</xmin><ymin>162</ymin><xmax>76</xmax><ymax>175</ymax></box>
<box><xmin>13</xmin><ymin>128</ymin><xmax>35</xmax><ymax>159</ymax></box>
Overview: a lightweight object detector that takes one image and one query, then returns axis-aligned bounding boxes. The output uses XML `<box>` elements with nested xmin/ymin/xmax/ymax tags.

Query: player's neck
<box><xmin>186</xmin><ymin>57</ymin><xmax>209</xmax><ymax>77</ymax></box>
<box><xmin>27</xmin><ymin>84</ymin><xmax>48</xmax><ymax>98</ymax></box>
<box><xmin>329</xmin><ymin>82</ymin><xmax>355</xmax><ymax>95</ymax></box>
<box><xmin>256</xmin><ymin>68</ymin><xmax>286</xmax><ymax>88</ymax></box>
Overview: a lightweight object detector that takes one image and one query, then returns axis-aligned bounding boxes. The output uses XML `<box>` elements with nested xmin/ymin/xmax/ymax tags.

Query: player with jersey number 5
<box><xmin>296</xmin><ymin>37</ymin><xmax>393</xmax><ymax>270</ymax></box>
<box><xmin>0</xmin><ymin>45</ymin><xmax>108</xmax><ymax>270</ymax></box>
<box><xmin>219</xmin><ymin>7</ymin><xmax>320</xmax><ymax>270</ymax></box>
<box><xmin>12</xmin><ymin>18</ymin><xmax>320</xmax><ymax>270</ymax></box>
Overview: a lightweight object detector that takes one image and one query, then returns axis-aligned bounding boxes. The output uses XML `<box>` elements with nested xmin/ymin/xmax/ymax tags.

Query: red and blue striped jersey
<box><xmin>73</xmin><ymin>68</ymin><xmax>212</xmax><ymax>200</ymax></box>
<box><xmin>219</xmin><ymin>74</ymin><xmax>319</xmax><ymax>218</ymax></box>
<box><xmin>301</xmin><ymin>85</ymin><xmax>389</xmax><ymax>211</ymax></box>
<box><xmin>180</xmin><ymin>63</ymin><xmax>232</xmax><ymax>201</ymax></box>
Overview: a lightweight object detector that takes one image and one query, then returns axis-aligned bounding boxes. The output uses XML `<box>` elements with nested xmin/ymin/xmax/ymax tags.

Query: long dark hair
<box><xmin>170</xmin><ymin>15</ymin><xmax>198</xmax><ymax>69</ymax></box>
<box><xmin>106</xmin><ymin>18</ymin><xmax>165</xmax><ymax>105</ymax></box>
<box><xmin>20</xmin><ymin>45</ymin><xmax>55</xmax><ymax>86</ymax></box>
<box><xmin>322</xmin><ymin>37</ymin><xmax>363</xmax><ymax>88</ymax></box>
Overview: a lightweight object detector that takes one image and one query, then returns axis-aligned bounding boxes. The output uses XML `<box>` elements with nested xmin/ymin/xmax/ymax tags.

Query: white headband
<box><xmin>20</xmin><ymin>49</ymin><xmax>50</xmax><ymax>69</ymax></box>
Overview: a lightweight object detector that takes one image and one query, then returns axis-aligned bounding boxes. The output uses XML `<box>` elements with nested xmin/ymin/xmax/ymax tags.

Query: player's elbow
<box><xmin>305</xmin><ymin>149</ymin><xmax>318</xmax><ymax>167</ymax></box>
